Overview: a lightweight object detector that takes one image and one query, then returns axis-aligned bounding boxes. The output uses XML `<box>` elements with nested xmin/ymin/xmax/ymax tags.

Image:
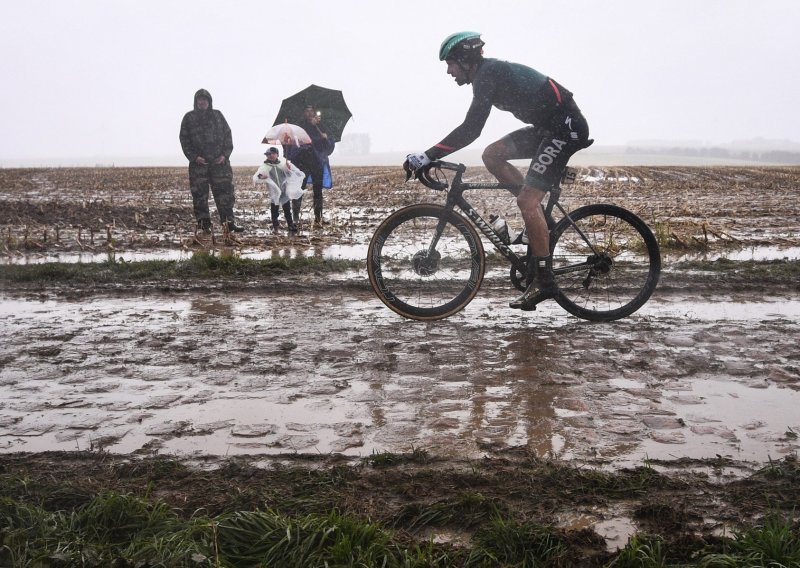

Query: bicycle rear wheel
<box><xmin>551</xmin><ymin>204</ymin><xmax>660</xmax><ymax>321</ymax></box>
<box><xmin>367</xmin><ymin>204</ymin><xmax>485</xmax><ymax>320</ymax></box>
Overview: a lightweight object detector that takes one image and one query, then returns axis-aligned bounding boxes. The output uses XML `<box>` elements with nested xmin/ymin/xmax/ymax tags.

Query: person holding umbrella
<box><xmin>273</xmin><ymin>85</ymin><xmax>352</xmax><ymax>226</ymax></box>
<box><xmin>284</xmin><ymin>104</ymin><xmax>335</xmax><ymax>227</ymax></box>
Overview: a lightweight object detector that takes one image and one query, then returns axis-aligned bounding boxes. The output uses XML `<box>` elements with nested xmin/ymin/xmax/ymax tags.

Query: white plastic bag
<box><xmin>252</xmin><ymin>164</ymin><xmax>270</xmax><ymax>185</ymax></box>
<box><xmin>284</xmin><ymin>162</ymin><xmax>305</xmax><ymax>201</ymax></box>
<box><xmin>253</xmin><ymin>160</ymin><xmax>305</xmax><ymax>205</ymax></box>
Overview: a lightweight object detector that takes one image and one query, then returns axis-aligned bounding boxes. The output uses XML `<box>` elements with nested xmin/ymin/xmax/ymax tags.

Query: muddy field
<box><xmin>1</xmin><ymin>164</ymin><xmax>798</xmax><ymax>258</ymax></box>
<box><xmin>1</xmin><ymin>164</ymin><xmax>799</xmax><ymax>558</ymax></box>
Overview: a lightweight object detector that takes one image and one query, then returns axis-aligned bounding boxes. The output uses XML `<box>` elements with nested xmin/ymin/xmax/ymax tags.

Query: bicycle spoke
<box><xmin>552</xmin><ymin>204</ymin><xmax>660</xmax><ymax>321</ymax></box>
<box><xmin>368</xmin><ymin>205</ymin><xmax>485</xmax><ymax>320</ymax></box>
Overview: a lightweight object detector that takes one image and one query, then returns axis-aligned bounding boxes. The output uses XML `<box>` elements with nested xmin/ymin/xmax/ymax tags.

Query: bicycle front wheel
<box><xmin>367</xmin><ymin>204</ymin><xmax>485</xmax><ymax>320</ymax></box>
<box><xmin>551</xmin><ymin>204</ymin><xmax>661</xmax><ymax>321</ymax></box>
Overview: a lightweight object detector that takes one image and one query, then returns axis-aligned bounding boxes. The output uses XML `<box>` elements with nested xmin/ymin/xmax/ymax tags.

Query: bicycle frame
<box><xmin>427</xmin><ymin>162</ymin><xmax>601</xmax><ymax>279</ymax></box>
<box><xmin>371</xmin><ymin>160</ymin><xmax>660</xmax><ymax>321</ymax></box>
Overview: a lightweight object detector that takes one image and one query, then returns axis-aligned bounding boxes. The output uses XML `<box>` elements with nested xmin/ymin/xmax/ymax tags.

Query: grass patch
<box><xmin>362</xmin><ymin>447</ymin><xmax>432</xmax><ymax>468</ymax></box>
<box><xmin>1</xmin><ymin>452</ymin><xmax>799</xmax><ymax>566</ymax></box>
<box><xmin>0</xmin><ymin>252</ymin><xmax>363</xmax><ymax>285</ymax></box>
<box><xmin>706</xmin><ymin>513</ymin><xmax>800</xmax><ymax>567</ymax></box>
<box><xmin>608</xmin><ymin>534</ymin><xmax>667</xmax><ymax>567</ymax></box>
<box><xmin>395</xmin><ymin>491</ymin><xmax>506</xmax><ymax>530</ymax></box>
<box><xmin>4</xmin><ymin>490</ymin><xmax>796</xmax><ymax>566</ymax></box>
<box><xmin>466</xmin><ymin>516</ymin><xmax>570</xmax><ymax>566</ymax></box>
<box><xmin>0</xmin><ymin>494</ymin><xmax>458</xmax><ymax>567</ymax></box>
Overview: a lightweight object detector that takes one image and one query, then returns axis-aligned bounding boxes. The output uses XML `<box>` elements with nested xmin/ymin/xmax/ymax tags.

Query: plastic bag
<box><xmin>284</xmin><ymin>163</ymin><xmax>305</xmax><ymax>200</ymax></box>
<box><xmin>253</xmin><ymin>161</ymin><xmax>305</xmax><ymax>205</ymax></box>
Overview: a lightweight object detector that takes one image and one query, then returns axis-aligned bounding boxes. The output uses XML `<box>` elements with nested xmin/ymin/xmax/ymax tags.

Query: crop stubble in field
<box><xmin>1</xmin><ymin>165</ymin><xmax>798</xmax><ymax>258</ymax></box>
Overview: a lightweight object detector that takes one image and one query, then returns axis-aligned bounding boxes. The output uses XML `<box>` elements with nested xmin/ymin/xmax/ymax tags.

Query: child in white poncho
<box><xmin>253</xmin><ymin>147</ymin><xmax>305</xmax><ymax>232</ymax></box>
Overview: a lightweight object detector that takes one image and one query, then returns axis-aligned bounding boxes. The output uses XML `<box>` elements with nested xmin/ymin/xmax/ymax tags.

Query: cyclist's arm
<box><xmin>424</xmin><ymin>62</ymin><xmax>509</xmax><ymax>161</ymax></box>
<box><xmin>425</xmin><ymin>98</ymin><xmax>491</xmax><ymax>160</ymax></box>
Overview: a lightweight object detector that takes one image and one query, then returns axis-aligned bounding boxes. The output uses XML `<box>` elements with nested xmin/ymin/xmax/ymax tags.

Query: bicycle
<box><xmin>367</xmin><ymin>160</ymin><xmax>661</xmax><ymax>321</ymax></box>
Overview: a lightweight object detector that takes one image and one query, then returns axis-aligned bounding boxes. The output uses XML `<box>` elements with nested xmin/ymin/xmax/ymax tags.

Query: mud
<box><xmin>0</xmin><ymin>283</ymin><xmax>798</xmax><ymax>467</ymax></box>
<box><xmin>1</xmin><ymin>165</ymin><xmax>799</xmax><ymax>554</ymax></box>
<box><xmin>2</xmin><ymin>165</ymin><xmax>799</xmax><ymax>262</ymax></box>
<box><xmin>1</xmin><ymin>165</ymin><xmax>798</xmax><ymax>463</ymax></box>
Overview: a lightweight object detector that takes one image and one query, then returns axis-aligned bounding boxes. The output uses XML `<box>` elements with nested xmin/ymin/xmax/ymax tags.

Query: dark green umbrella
<box><xmin>272</xmin><ymin>84</ymin><xmax>353</xmax><ymax>142</ymax></box>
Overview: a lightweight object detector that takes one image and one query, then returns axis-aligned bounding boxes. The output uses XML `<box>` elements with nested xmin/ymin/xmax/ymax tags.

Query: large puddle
<box><xmin>1</xmin><ymin>243</ymin><xmax>798</xmax><ymax>266</ymax></box>
<box><xmin>0</xmin><ymin>244</ymin><xmax>372</xmax><ymax>265</ymax></box>
<box><xmin>1</xmin><ymin>287</ymin><xmax>798</xmax><ymax>469</ymax></box>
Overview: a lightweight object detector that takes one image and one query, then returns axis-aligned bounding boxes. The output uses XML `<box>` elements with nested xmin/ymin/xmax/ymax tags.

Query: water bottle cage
<box><xmin>488</xmin><ymin>215</ymin><xmax>515</xmax><ymax>245</ymax></box>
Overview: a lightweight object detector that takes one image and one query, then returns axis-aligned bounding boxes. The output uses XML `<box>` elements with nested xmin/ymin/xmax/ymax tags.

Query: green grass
<box><xmin>396</xmin><ymin>491</ymin><xmax>506</xmax><ymax>531</ymax></box>
<box><xmin>362</xmin><ymin>447</ymin><xmax>432</xmax><ymax>468</ymax></box>
<box><xmin>465</xmin><ymin>516</ymin><xmax>569</xmax><ymax>567</ymax></box>
<box><xmin>0</xmin><ymin>252</ymin><xmax>364</xmax><ymax>285</ymax></box>
<box><xmin>608</xmin><ymin>534</ymin><xmax>668</xmax><ymax>567</ymax></box>
<box><xmin>698</xmin><ymin>514</ymin><xmax>800</xmax><ymax>568</ymax></box>
<box><xmin>0</xmin><ymin>493</ymin><xmax>455</xmax><ymax>567</ymax></box>
<box><xmin>2</xmin><ymin>489</ymin><xmax>797</xmax><ymax>566</ymax></box>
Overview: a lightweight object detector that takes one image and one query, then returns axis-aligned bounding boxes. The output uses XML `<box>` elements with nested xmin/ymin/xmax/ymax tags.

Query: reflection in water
<box><xmin>2</xmin><ymin>243</ymin><xmax>795</xmax><ymax>266</ymax></box>
<box><xmin>0</xmin><ymin>290</ymin><xmax>798</xmax><ymax>468</ymax></box>
<box><xmin>504</xmin><ymin>331</ymin><xmax>561</xmax><ymax>457</ymax></box>
<box><xmin>464</xmin><ymin>330</ymin><xmax>560</xmax><ymax>456</ymax></box>
<box><xmin>267</xmin><ymin>247</ymin><xmax>300</xmax><ymax>260</ymax></box>
<box><xmin>670</xmin><ymin>245</ymin><xmax>800</xmax><ymax>263</ymax></box>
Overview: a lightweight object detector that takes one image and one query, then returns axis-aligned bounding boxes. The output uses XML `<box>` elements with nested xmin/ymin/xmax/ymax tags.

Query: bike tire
<box><xmin>550</xmin><ymin>204</ymin><xmax>661</xmax><ymax>321</ymax></box>
<box><xmin>367</xmin><ymin>204</ymin><xmax>486</xmax><ymax>320</ymax></box>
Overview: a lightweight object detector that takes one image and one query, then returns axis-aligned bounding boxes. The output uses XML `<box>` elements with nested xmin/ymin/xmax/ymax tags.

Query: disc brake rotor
<box><xmin>411</xmin><ymin>250</ymin><xmax>441</xmax><ymax>276</ymax></box>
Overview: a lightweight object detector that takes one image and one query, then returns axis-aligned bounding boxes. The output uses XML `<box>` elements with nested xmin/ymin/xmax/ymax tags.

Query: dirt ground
<box><xmin>1</xmin><ymin>164</ymin><xmax>799</xmax><ymax>555</ymax></box>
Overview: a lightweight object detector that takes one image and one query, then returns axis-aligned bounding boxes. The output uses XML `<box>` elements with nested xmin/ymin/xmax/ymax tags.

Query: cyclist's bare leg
<box><xmin>516</xmin><ymin>186</ymin><xmax>550</xmax><ymax>257</ymax></box>
<box><xmin>482</xmin><ymin>140</ymin><xmax>549</xmax><ymax>257</ymax></box>
<box><xmin>484</xmin><ymin>139</ymin><xmax>557</xmax><ymax>311</ymax></box>
<box><xmin>482</xmin><ymin>139</ymin><xmax>525</xmax><ymax>187</ymax></box>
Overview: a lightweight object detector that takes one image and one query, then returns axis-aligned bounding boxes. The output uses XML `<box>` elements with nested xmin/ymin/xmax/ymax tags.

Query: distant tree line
<box><xmin>625</xmin><ymin>146</ymin><xmax>800</xmax><ymax>164</ymax></box>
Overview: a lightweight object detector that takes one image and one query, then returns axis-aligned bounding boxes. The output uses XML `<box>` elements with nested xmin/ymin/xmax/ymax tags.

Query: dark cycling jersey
<box><xmin>425</xmin><ymin>58</ymin><xmax>575</xmax><ymax>160</ymax></box>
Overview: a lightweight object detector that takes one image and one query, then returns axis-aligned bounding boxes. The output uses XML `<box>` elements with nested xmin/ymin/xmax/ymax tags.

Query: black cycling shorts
<box><xmin>503</xmin><ymin>108</ymin><xmax>590</xmax><ymax>190</ymax></box>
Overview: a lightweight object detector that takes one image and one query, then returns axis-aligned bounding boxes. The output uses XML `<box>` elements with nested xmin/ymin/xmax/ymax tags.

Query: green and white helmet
<box><xmin>439</xmin><ymin>31</ymin><xmax>485</xmax><ymax>63</ymax></box>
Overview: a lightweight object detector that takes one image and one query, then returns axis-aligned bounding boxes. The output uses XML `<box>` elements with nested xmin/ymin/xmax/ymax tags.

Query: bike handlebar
<box><xmin>414</xmin><ymin>160</ymin><xmax>465</xmax><ymax>191</ymax></box>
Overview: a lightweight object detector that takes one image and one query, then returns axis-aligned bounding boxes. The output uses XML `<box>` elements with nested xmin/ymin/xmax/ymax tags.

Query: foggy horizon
<box><xmin>2</xmin><ymin>1</ymin><xmax>798</xmax><ymax>168</ymax></box>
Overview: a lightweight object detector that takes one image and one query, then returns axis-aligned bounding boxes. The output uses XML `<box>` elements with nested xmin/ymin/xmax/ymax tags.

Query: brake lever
<box><xmin>403</xmin><ymin>160</ymin><xmax>414</xmax><ymax>181</ymax></box>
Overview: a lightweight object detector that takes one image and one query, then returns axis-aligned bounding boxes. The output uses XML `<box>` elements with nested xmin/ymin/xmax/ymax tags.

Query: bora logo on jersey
<box><xmin>530</xmin><ymin>139</ymin><xmax>567</xmax><ymax>174</ymax></box>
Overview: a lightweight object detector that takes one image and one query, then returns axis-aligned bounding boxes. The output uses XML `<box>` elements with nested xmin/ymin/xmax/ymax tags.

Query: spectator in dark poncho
<box><xmin>179</xmin><ymin>89</ymin><xmax>244</xmax><ymax>233</ymax></box>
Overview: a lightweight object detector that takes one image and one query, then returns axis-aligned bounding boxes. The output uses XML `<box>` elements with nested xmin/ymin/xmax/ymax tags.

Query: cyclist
<box><xmin>404</xmin><ymin>32</ymin><xmax>591</xmax><ymax>311</ymax></box>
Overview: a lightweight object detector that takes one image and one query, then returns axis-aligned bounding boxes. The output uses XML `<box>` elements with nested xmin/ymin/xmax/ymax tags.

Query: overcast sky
<box><xmin>1</xmin><ymin>0</ymin><xmax>798</xmax><ymax>166</ymax></box>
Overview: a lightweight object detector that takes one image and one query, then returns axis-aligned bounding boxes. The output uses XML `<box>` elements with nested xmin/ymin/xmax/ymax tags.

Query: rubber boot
<box><xmin>509</xmin><ymin>255</ymin><xmax>558</xmax><ymax>311</ymax></box>
<box><xmin>291</xmin><ymin>198</ymin><xmax>302</xmax><ymax>225</ymax></box>
<box><xmin>313</xmin><ymin>191</ymin><xmax>324</xmax><ymax>225</ymax></box>
<box><xmin>222</xmin><ymin>217</ymin><xmax>244</xmax><ymax>233</ymax></box>
<box><xmin>219</xmin><ymin>206</ymin><xmax>235</xmax><ymax>233</ymax></box>
<box><xmin>283</xmin><ymin>202</ymin><xmax>296</xmax><ymax>232</ymax></box>
<box><xmin>313</xmin><ymin>202</ymin><xmax>323</xmax><ymax>225</ymax></box>
<box><xmin>196</xmin><ymin>219</ymin><xmax>212</xmax><ymax>234</ymax></box>
<box><xmin>270</xmin><ymin>204</ymin><xmax>280</xmax><ymax>234</ymax></box>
